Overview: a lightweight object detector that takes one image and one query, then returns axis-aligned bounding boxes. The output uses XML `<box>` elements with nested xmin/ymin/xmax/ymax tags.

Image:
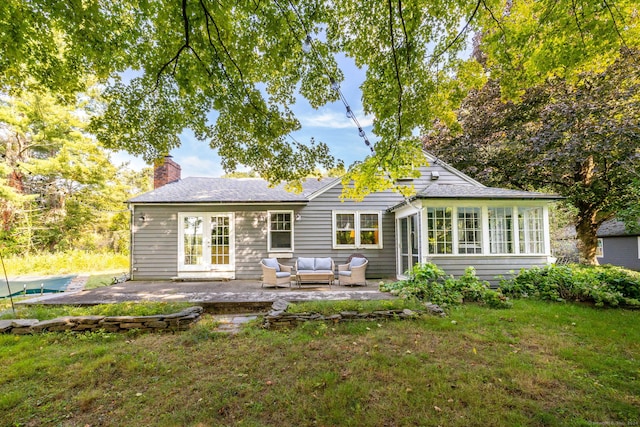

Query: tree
<box><xmin>424</xmin><ymin>49</ymin><xmax>640</xmax><ymax>265</ymax></box>
<box><xmin>2</xmin><ymin>1</ymin><xmax>639</xmax><ymax>195</ymax></box>
<box><xmin>0</xmin><ymin>90</ymin><xmax>143</xmax><ymax>254</ymax></box>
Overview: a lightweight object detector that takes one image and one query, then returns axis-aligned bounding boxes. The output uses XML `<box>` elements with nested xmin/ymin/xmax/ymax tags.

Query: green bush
<box><xmin>499</xmin><ymin>264</ymin><xmax>640</xmax><ymax>308</ymax></box>
<box><xmin>380</xmin><ymin>263</ymin><xmax>512</xmax><ymax>309</ymax></box>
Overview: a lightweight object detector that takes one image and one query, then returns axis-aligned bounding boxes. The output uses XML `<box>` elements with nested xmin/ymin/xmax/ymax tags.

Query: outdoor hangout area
<box><xmin>261</xmin><ymin>255</ymin><xmax>369</xmax><ymax>288</ymax></box>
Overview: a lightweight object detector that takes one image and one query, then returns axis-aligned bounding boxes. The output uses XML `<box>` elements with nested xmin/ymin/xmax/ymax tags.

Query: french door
<box><xmin>398</xmin><ymin>214</ymin><xmax>420</xmax><ymax>277</ymax></box>
<box><xmin>178</xmin><ymin>213</ymin><xmax>235</xmax><ymax>278</ymax></box>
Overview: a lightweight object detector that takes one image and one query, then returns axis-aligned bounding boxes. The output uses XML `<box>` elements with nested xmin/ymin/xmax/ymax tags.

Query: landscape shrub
<box><xmin>499</xmin><ymin>264</ymin><xmax>640</xmax><ymax>308</ymax></box>
<box><xmin>380</xmin><ymin>263</ymin><xmax>512</xmax><ymax>309</ymax></box>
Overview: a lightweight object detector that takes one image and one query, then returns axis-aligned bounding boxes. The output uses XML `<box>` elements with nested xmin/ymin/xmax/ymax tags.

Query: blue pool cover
<box><xmin>1</xmin><ymin>275</ymin><xmax>76</xmax><ymax>298</ymax></box>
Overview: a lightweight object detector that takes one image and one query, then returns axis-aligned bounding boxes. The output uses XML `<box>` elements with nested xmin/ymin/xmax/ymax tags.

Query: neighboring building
<box><xmin>127</xmin><ymin>153</ymin><xmax>559</xmax><ymax>283</ymax></box>
<box><xmin>597</xmin><ymin>220</ymin><xmax>640</xmax><ymax>271</ymax></box>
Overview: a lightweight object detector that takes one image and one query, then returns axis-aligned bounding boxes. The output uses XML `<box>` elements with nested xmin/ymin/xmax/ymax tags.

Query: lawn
<box><xmin>1</xmin><ymin>300</ymin><xmax>638</xmax><ymax>426</ymax></box>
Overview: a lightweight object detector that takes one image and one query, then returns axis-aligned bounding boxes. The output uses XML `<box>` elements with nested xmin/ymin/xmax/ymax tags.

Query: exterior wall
<box><xmin>292</xmin><ymin>186</ymin><xmax>405</xmax><ymax>279</ymax></box>
<box><xmin>599</xmin><ymin>236</ymin><xmax>640</xmax><ymax>271</ymax></box>
<box><xmin>131</xmin><ymin>204</ymin><xmax>274</xmax><ymax>280</ymax></box>
<box><xmin>422</xmin><ymin>255</ymin><xmax>552</xmax><ymax>285</ymax></box>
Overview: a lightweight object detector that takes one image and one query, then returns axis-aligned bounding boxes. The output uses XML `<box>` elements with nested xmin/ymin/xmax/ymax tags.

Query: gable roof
<box><xmin>128</xmin><ymin>177</ymin><xmax>336</xmax><ymax>204</ymax></box>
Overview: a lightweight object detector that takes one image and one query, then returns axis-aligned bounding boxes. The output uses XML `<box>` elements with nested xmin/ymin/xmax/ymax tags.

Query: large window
<box><xmin>425</xmin><ymin>205</ymin><xmax>546</xmax><ymax>256</ymax></box>
<box><xmin>427</xmin><ymin>207</ymin><xmax>452</xmax><ymax>254</ymax></box>
<box><xmin>458</xmin><ymin>208</ymin><xmax>482</xmax><ymax>254</ymax></box>
<box><xmin>268</xmin><ymin>211</ymin><xmax>293</xmax><ymax>251</ymax></box>
<box><xmin>333</xmin><ymin>211</ymin><xmax>382</xmax><ymax>248</ymax></box>
<box><xmin>488</xmin><ymin>207</ymin><xmax>514</xmax><ymax>254</ymax></box>
<box><xmin>519</xmin><ymin>207</ymin><xmax>544</xmax><ymax>254</ymax></box>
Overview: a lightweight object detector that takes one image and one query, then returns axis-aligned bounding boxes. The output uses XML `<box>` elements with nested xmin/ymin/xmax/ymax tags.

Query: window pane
<box><xmin>488</xmin><ymin>207</ymin><xmax>514</xmax><ymax>254</ymax></box>
<box><xmin>427</xmin><ymin>208</ymin><xmax>452</xmax><ymax>254</ymax></box>
<box><xmin>269</xmin><ymin>212</ymin><xmax>292</xmax><ymax>250</ymax></box>
<box><xmin>458</xmin><ymin>208</ymin><xmax>482</xmax><ymax>254</ymax></box>
<box><xmin>519</xmin><ymin>207</ymin><xmax>544</xmax><ymax>254</ymax></box>
<box><xmin>360</xmin><ymin>213</ymin><xmax>379</xmax><ymax>245</ymax></box>
<box><xmin>336</xmin><ymin>230</ymin><xmax>355</xmax><ymax>245</ymax></box>
<box><xmin>183</xmin><ymin>216</ymin><xmax>203</xmax><ymax>265</ymax></box>
<box><xmin>335</xmin><ymin>213</ymin><xmax>355</xmax><ymax>246</ymax></box>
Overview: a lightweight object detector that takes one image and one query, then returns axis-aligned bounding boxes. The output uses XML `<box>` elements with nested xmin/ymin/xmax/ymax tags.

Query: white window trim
<box><xmin>424</xmin><ymin>203</ymin><xmax>548</xmax><ymax>257</ymax></box>
<box><xmin>597</xmin><ymin>238</ymin><xmax>604</xmax><ymax>258</ymax></box>
<box><xmin>332</xmin><ymin>210</ymin><xmax>383</xmax><ymax>249</ymax></box>
<box><xmin>267</xmin><ymin>210</ymin><xmax>294</xmax><ymax>252</ymax></box>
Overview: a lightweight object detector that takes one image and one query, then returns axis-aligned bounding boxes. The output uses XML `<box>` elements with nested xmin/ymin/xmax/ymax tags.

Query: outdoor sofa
<box><xmin>295</xmin><ymin>257</ymin><xmax>335</xmax><ymax>287</ymax></box>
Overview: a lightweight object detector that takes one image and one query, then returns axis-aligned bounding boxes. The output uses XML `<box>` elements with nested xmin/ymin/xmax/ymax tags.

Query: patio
<box><xmin>17</xmin><ymin>279</ymin><xmax>397</xmax><ymax>313</ymax></box>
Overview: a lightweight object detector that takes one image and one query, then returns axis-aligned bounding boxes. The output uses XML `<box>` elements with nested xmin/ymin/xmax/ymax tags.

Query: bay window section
<box><xmin>488</xmin><ymin>207</ymin><xmax>514</xmax><ymax>254</ymax></box>
<box><xmin>425</xmin><ymin>205</ymin><xmax>546</xmax><ymax>256</ymax></box>
<box><xmin>268</xmin><ymin>211</ymin><xmax>293</xmax><ymax>251</ymax></box>
<box><xmin>427</xmin><ymin>207</ymin><xmax>452</xmax><ymax>254</ymax></box>
<box><xmin>519</xmin><ymin>207</ymin><xmax>544</xmax><ymax>254</ymax></box>
<box><xmin>333</xmin><ymin>212</ymin><xmax>382</xmax><ymax>248</ymax></box>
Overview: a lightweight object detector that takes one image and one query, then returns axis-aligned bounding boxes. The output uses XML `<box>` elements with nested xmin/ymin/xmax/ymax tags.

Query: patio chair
<box><xmin>260</xmin><ymin>258</ymin><xmax>293</xmax><ymax>288</ymax></box>
<box><xmin>338</xmin><ymin>256</ymin><xmax>368</xmax><ymax>286</ymax></box>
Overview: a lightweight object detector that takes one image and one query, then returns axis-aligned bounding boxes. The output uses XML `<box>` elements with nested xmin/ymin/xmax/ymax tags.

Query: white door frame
<box><xmin>177</xmin><ymin>212</ymin><xmax>235</xmax><ymax>279</ymax></box>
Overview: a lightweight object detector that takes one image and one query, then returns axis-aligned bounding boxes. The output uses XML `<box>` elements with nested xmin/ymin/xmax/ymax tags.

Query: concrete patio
<box><xmin>17</xmin><ymin>278</ymin><xmax>397</xmax><ymax>313</ymax></box>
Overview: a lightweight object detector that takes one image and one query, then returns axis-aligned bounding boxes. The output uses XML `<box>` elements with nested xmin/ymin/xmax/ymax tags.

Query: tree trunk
<box><xmin>575</xmin><ymin>208</ymin><xmax>600</xmax><ymax>265</ymax></box>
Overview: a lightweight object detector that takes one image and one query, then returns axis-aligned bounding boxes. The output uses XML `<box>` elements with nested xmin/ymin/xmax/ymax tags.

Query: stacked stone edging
<box><xmin>262</xmin><ymin>299</ymin><xmax>445</xmax><ymax>329</ymax></box>
<box><xmin>0</xmin><ymin>306</ymin><xmax>203</xmax><ymax>335</ymax></box>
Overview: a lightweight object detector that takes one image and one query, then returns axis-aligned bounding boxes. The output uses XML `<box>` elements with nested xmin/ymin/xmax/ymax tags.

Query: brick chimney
<box><xmin>154</xmin><ymin>155</ymin><xmax>181</xmax><ymax>189</ymax></box>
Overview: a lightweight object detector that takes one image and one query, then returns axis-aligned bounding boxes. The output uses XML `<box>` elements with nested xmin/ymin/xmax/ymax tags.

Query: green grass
<box><xmin>2</xmin><ymin>250</ymin><xmax>128</xmax><ymax>276</ymax></box>
<box><xmin>1</xmin><ymin>300</ymin><xmax>638</xmax><ymax>426</ymax></box>
<box><xmin>0</xmin><ymin>302</ymin><xmax>193</xmax><ymax>320</ymax></box>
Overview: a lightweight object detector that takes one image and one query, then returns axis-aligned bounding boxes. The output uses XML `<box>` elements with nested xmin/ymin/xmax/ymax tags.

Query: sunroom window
<box><xmin>457</xmin><ymin>207</ymin><xmax>482</xmax><ymax>254</ymax></box>
<box><xmin>488</xmin><ymin>207</ymin><xmax>514</xmax><ymax>254</ymax></box>
<box><xmin>427</xmin><ymin>207</ymin><xmax>452</xmax><ymax>254</ymax></box>
<box><xmin>518</xmin><ymin>207</ymin><xmax>544</xmax><ymax>254</ymax></box>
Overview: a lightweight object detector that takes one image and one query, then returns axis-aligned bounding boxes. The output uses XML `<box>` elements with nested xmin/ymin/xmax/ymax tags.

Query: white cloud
<box><xmin>299</xmin><ymin>109</ymin><xmax>374</xmax><ymax>129</ymax></box>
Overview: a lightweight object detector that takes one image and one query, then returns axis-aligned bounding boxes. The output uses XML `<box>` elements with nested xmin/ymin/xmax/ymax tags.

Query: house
<box><xmin>127</xmin><ymin>153</ymin><xmax>559</xmax><ymax>283</ymax></box>
<box><xmin>596</xmin><ymin>219</ymin><xmax>640</xmax><ymax>271</ymax></box>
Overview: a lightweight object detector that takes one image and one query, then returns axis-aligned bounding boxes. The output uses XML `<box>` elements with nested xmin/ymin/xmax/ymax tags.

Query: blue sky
<box><xmin>111</xmin><ymin>55</ymin><xmax>375</xmax><ymax>178</ymax></box>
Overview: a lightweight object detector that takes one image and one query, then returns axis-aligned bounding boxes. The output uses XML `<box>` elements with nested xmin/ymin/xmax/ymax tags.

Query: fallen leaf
<box><xmin>434</xmin><ymin>406</ymin><xmax>442</xmax><ymax>412</ymax></box>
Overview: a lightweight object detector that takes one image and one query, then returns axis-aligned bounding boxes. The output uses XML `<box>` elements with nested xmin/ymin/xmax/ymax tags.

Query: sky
<box><xmin>110</xmin><ymin>55</ymin><xmax>375</xmax><ymax>178</ymax></box>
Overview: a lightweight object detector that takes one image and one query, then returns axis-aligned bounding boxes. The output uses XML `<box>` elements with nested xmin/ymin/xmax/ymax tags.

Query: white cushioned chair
<box><xmin>338</xmin><ymin>256</ymin><xmax>368</xmax><ymax>286</ymax></box>
<box><xmin>261</xmin><ymin>258</ymin><xmax>293</xmax><ymax>288</ymax></box>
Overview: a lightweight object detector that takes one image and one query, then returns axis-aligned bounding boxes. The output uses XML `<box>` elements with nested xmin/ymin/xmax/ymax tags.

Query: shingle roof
<box><xmin>415</xmin><ymin>184</ymin><xmax>560</xmax><ymax>200</ymax></box>
<box><xmin>597</xmin><ymin>219</ymin><xmax>640</xmax><ymax>237</ymax></box>
<box><xmin>128</xmin><ymin>177</ymin><xmax>336</xmax><ymax>204</ymax></box>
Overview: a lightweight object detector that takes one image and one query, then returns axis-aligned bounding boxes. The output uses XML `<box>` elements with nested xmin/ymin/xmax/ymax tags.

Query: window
<box><xmin>424</xmin><ymin>205</ymin><xmax>546</xmax><ymax>256</ymax></box>
<box><xmin>268</xmin><ymin>211</ymin><xmax>293</xmax><ymax>251</ymax></box>
<box><xmin>458</xmin><ymin>207</ymin><xmax>482</xmax><ymax>254</ymax></box>
<box><xmin>333</xmin><ymin>211</ymin><xmax>382</xmax><ymax>248</ymax></box>
<box><xmin>518</xmin><ymin>207</ymin><xmax>544</xmax><ymax>254</ymax></box>
<box><xmin>488</xmin><ymin>207</ymin><xmax>514</xmax><ymax>254</ymax></box>
<box><xmin>596</xmin><ymin>238</ymin><xmax>604</xmax><ymax>258</ymax></box>
<box><xmin>427</xmin><ymin>207</ymin><xmax>452</xmax><ymax>254</ymax></box>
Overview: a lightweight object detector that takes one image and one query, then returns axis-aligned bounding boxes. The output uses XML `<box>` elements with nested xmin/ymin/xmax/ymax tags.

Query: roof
<box><xmin>416</xmin><ymin>184</ymin><xmax>560</xmax><ymax>199</ymax></box>
<box><xmin>388</xmin><ymin>184</ymin><xmax>560</xmax><ymax>211</ymax></box>
<box><xmin>597</xmin><ymin>219</ymin><xmax>640</xmax><ymax>237</ymax></box>
<box><xmin>128</xmin><ymin>177</ymin><xmax>337</xmax><ymax>204</ymax></box>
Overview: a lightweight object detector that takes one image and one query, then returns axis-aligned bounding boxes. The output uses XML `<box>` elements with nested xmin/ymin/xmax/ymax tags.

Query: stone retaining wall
<box><xmin>262</xmin><ymin>299</ymin><xmax>445</xmax><ymax>329</ymax></box>
<box><xmin>0</xmin><ymin>306</ymin><xmax>203</xmax><ymax>335</ymax></box>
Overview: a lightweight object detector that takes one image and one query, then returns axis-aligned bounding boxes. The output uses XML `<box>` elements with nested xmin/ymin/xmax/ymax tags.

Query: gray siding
<box><xmin>292</xmin><ymin>184</ymin><xmax>406</xmax><ymax>279</ymax></box>
<box><xmin>600</xmin><ymin>236</ymin><xmax>640</xmax><ymax>271</ymax></box>
<box><xmin>425</xmin><ymin>256</ymin><xmax>553</xmax><ymax>285</ymax></box>
<box><xmin>131</xmin><ymin>205</ymin><xmax>272</xmax><ymax>280</ymax></box>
